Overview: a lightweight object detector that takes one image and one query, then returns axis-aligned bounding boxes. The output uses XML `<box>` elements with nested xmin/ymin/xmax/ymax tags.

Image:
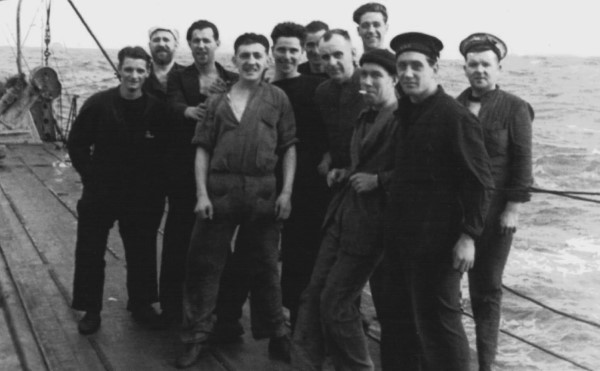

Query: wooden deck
<box><xmin>0</xmin><ymin>143</ymin><xmax>386</xmax><ymax>370</ymax></box>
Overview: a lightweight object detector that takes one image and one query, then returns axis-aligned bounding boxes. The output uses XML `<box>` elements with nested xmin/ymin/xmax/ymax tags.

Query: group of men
<box><xmin>67</xmin><ymin>2</ymin><xmax>533</xmax><ymax>370</ymax></box>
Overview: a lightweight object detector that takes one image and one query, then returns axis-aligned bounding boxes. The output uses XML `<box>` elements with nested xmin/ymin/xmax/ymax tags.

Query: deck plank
<box><xmin>0</xmin><ymin>144</ymin><xmax>403</xmax><ymax>370</ymax></box>
<box><xmin>0</xmin><ymin>144</ymin><xmax>227</xmax><ymax>370</ymax></box>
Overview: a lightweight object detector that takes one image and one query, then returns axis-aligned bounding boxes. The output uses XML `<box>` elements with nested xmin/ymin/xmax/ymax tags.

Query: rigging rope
<box><xmin>462</xmin><ymin>311</ymin><xmax>594</xmax><ymax>371</ymax></box>
<box><xmin>502</xmin><ymin>284</ymin><xmax>600</xmax><ymax>330</ymax></box>
<box><xmin>491</xmin><ymin>186</ymin><xmax>600</xmax><ymax>204</ymax></box>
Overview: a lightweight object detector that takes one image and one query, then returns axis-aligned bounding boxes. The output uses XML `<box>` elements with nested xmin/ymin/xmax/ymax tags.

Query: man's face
<box><xmin>188</xmin><ymin>28</ymin><xmax>220</xmax><ymax>67</ymax></box>
<box><xmin>233</xmin><ymin>43</ymin><xmax>268</xmax><ymax>82</ymax></box>
<box><xmin>357</xmin><ymin>12</ymin><xmax>388</xmax><ymax>51</ymax></box>
<box><xmin>396</xmin><ymin>51</ymin><xmax>438</xmax><ymax>102</ymax></box>
<box><xmin>272</xmin><ymin>37</ymin><xmax>303</xmax><ymax>77</ymax></box>
<box><xmin>148</xmin><ymin>30</ymin><xmax>177</xmax><ymax>66</ymax></box>
<box><xmin>359</xmin><ymin>62</ymin><xmax>396</xmax><ymax>107</ymax></box>
<box><xmin>119</xmin><ymin>57</ymin><xmax>149</xmax><ymax>93</ymax></box>
<box><xmin>318</xmin><ymin>34</ymin><xmax>355</xmax><ymax>83</ymax></box>
<box><xmin>304</xmin><ymin>30</ymin><xmax>326</xmax><ymax>66</ymax></box>
<box><xmin>464</xmin><ymin>50</ymin><xmax>501</xmax><ymax>94</ymax></box>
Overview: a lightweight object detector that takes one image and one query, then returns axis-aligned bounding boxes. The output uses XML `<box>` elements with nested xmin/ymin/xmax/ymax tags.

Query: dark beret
<box><xmin>390</xmin><ymin>32</ymin><xmax>443</xmax><ymax>61</ymax></box>
<box><xmin>359</xmin><ymin>49</ymin><xmax>396</xmax><ymax>76</ymax></box>
<box><xmin>459</xmin><ymin>33</ymin><xmax>507</xmax><ymax>60</ymax></box>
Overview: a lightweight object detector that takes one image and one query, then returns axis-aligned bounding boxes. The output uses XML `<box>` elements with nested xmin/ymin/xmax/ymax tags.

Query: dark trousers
<box><xmin>380</xmin><ymin>250</ymin><xmax>470</xmax><ymax>371</ymax></box>
<box><xmin>469</xmin><ymin>208</ymin><xmax>514</xmax><ymax>371</ymax></box>
<box><xmin>293</xmin><ymin>224</ymin><xmax>382</xmax><ymax>371</ymax></box>
<box><xmin>72</xmin><ymin>189</ymin><xmax>163</xmax><ymax>312</ymax></box>
<box><xmin>160</xmin><ymin>185</ymin><xmax>196</xmax><ymax>317</ymax></box>
<box><xmin>181</xmin><ymin>174</ymin><xmax>287</xmax><ymax>344</ymax></box>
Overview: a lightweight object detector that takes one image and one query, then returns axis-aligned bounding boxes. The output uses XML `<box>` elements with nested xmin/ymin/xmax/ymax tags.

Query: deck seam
<box><xmin>0</xmin><ymin>175</ymin><xmax>115</xmax><ymax>371</ymax></box>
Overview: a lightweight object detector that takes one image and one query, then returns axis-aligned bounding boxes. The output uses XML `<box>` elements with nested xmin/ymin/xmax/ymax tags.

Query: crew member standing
<box><xmin>176</xmin><ymin>33</ymin><xmax>297</xmax><ymax>369</ymax></box>
<box><xmin>457</xmin><ymin>33</ymin><xmax>534</xmax><ymax>371</ymax></box>
<box><xmin>380</xmin><ymin>33</ymin><xmax>493</xmax><ymax>371</ymax></box>
<box><xmin>294</xmin><ymin>49</ymin><xmax>399</xmax><ymax>371</ymax></box>
<box><xmin>163</xmin><ymin>20</ymin><xmax>237</xmax><ymax>323</ymax></box>
<box><xmin>69</xmin><ymin>46</ymin><xmax>168</xmax><ymax>335</ymax></box>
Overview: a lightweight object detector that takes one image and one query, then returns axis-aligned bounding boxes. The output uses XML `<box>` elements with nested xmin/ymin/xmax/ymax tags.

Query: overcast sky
<box><xmin>1</xmin><ymin>0</ymin><xmax>598</xmax><ymax>59</ymax></box>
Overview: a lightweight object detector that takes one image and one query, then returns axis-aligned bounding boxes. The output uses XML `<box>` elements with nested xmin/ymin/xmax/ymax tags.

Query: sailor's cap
<box><xmin>459</xmin><ymin>33</ymin><xmax>507</xmax><ymax>60</ymax></box>
<box><xmin>390</xmin><ymin>32</ymin><xmax>443</xmax><ymax>61</ymax></box>
<box><xmin>148</xmin><ymin>26</ymin><xmax>180</xmax><ymax>42</ymax></box>
<box><xmin>359</xmin><ymin>49</ymin><xmax>397</xmax><ymax>76</ymax></box>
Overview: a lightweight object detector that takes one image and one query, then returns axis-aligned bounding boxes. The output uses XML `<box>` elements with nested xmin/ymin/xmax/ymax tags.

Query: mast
<box><xmin>16</xmin><ymin>0</ymin><xmax>23</xmax><ymax>76</ymax></box>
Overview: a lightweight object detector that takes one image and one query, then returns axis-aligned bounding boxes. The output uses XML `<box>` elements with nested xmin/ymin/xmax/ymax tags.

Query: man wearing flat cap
<box><xmin>379</xmin><ymin>32</ymin><xmax>494</xmax><ymax>371</ymax></box>
<box><xmin>457</xmin><ymin>32</ymin><xmax>534</xmax><ymax>371</ymax></box>
<box><xmin>352</xmin><ymin>2</ymin><xmax>389</xmax><ymax>53</ymax></box>
<box><xmin>294</xmin><ymin>48</ymin><xmax>398</xmax><ymax>371</ymax></box>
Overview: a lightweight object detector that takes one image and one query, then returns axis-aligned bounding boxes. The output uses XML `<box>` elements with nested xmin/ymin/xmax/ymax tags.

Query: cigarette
<box><xmin>358</xmin><ymin>90</ymin><xmax>367</xmax><ymax>95</ymax></box>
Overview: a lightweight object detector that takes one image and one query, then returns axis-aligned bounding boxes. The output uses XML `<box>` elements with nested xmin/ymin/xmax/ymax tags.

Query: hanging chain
<box><xmin>43</xmin><ymin>0</ymin><xmax>52</xmax><ymax>66</ymax></box>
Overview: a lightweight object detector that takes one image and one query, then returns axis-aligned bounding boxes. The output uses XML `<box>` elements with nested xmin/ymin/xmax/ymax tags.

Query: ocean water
<box><xmin>2</xmin><ymin>47</ymin><xmax>599</xmax><ymax>370</ymax></box>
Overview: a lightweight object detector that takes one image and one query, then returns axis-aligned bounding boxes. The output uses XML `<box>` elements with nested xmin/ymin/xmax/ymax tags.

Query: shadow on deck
<box><xmin>0</xmin><ymin>143</ymin><xmax>385</xmax><ymax>371</ymax></box>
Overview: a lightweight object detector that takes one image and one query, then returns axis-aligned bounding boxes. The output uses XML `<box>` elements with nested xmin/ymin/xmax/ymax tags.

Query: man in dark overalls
<box><xmin>69</xmin><ymin>46</ymin><xmax>169</xmax><ymax>335</ymax></box>
<box><xmin>176</xmin><ymin>33</ymin><xmax>297</xmax><ymax>369</ymax></box>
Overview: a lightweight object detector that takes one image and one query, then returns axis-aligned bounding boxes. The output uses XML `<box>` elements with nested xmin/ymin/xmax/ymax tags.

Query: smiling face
<box><xmin>396</xmin><ymin>51</ymin><xmax>438</xmax><ymax>103</ymax></box>
<box><xmin>272</xmin><ymin>36</ymin><xmax>303</xmax><ymax>78</ymax></box>
<box><xmin>118</xmin><ymin>57</ymin><xmax>149</xmax><ymax>96</ymax></box>
<box><xmin>464</xmin><ymin>49</ymin><xmax>501</xmax><ymax>96</ymax></box>
<box><xmin>357</xmin><ymin>12</ymin><xmax>388</xmax><ymax>51</ymax></box>
<box><xmin>318</xmin><ymin>34</ymin><xmax>355</xmax><ymax>83</ymax></box>
<box><xmin>188</xmin><ymin>28</ymin><xmax>220</xmax><ymax>67</ymax></box>
<box><xmin>359</xmin><ymin>62</ymin><xmax>396</xmax><ymax>107</ymax></box>
<box><xmin>304</xmin><ymin>30</ymin><xmax>326</xmax><ymax>67</ymax></box>
<box><xmin>148</xmin><ymin>30</ymin><xmax>177</xmax><ymax>66</ymax></box>
<box><xmin>233</xmin><ymin>43</ymin><xmax>268</xmax><ymax>82</ymax></box>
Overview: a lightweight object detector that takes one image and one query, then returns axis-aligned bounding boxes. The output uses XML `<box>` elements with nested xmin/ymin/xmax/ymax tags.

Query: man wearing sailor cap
<box><xmin>380</xmin><ymin>32</ymin><xmax>494</xmax><ymax>371</ymax></box>
<box><xmin>457</xmin><ymin>32</ymin><xmax>534</xmax><ymax>371</ymax></box>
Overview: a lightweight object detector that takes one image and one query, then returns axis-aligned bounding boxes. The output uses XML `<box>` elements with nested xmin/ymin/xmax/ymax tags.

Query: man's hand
<box><xmin>207</xmin><ymin>78</ymin><xmax>229</xmax><ymax>95</ymax></box>
<box><xmin>317</xmin><ymin>152</ymin><xmax>332</xmax><ymax>177</ymax></box>
<box><xmin>194</xmin><ymin>194</ymin><xmax>213</xmax><ymax>220</ymax></box>
<box><xmin>275</xmin><ymin>192</ymin><xmax>292</xmax><ymax>220</ymax></box>
<box><xmin>499</xmin><ymin>202</ymin><xmax>520</xmax><ymax>235</ymax></box>
<box><xmin>184</xmin><ymin>103</ymin><xmax>207</xmax><ymax>121</ymax></box>
<box><xmin>452</xmin><ymin>233</ymin><xmax>475</xmax><ymax>273</ymax></box>
<box><xmin>349</xmin><ymin>173</ymin><xmax>378</xmax><ymax>193</ymax></box>
<box><xmin>327</xmin><ymin>168</ymin><xmax>348</xmax><ymax>187</ymax></box>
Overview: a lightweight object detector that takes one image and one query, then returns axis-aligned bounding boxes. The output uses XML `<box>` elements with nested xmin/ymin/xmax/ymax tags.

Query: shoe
<box><xmin>131</xmin><ymin>305</ymin><xmax>166</xmax><ymax>330</ymax></box>
<box><xmin>78</xmin><ymin>311</ymin><xmax>101</xmax><ymax>335</ymax></box>
<box><xmin>175</xmin><ymin>342</ymin><xmax>207</xmax><ymax>369</ymax></box>
<box><xmin>268</xmin><ymin>334</ymin><xmax>291</xmax><ymax>363</ymax></box>
<box><xmin>209</xmin><ymin>320</ymin><xmax>244</xmax><ymax>344</ymax></box>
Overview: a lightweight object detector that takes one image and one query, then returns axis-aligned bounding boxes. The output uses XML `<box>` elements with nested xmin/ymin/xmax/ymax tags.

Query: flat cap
<box><xmin>459</xmin><ymin>33</ymin><xmax>507</xmax><ymax>60</ymax></box>
<box><xmin>148</xmin><ymin>26</ymin><xmax>179</xmax><ymax>42</ymax></box>
<box><xmin>359</xmin><ymin>49</ymin><xmax>396</xmax><ymax>76</ymax></box>
<box><xmin>390</xmin><ymin>32</ymin><xmax>443</xmax><ymax>60</ymax></box>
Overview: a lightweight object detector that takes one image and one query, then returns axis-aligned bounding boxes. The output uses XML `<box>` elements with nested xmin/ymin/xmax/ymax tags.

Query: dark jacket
<box><xmin>143</xmin><ymin>62</ymin><xmax>185</xmax><ymax>102</ymax></box>
<box><xmin>67</xmin><ymin>87</ymin><xmax>169</xmax><ymax>200</ymax></box>
<box><xmin>166</xmin><ymin>62</ymin><xmax>238</xmax><ymax>180</ymax></box>
<box><xmin>456</xmin><ymin>87</ymin><xmax>534</xmax><ymax>203</ymax></box>
<box><xmin>387</xmin><ymin>87</ymin><xmax>494</xmax><ymax>257</ymax></box>
<box><xmin>324</xmin><ymin>102</ymin><xmax>398</xmax><ymax>256</ymax></box>
<box><xmin>315</xmin><ymin>70</ymin><xmax>366</xmax><ymax>168</ymax></box>
<box><xmin>167</xmin><ymin>62</ymin><xmax>238</xmax><ymax>121</ymax></box>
